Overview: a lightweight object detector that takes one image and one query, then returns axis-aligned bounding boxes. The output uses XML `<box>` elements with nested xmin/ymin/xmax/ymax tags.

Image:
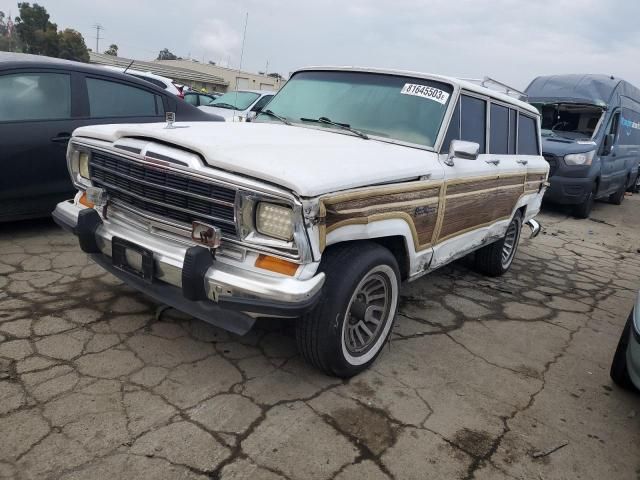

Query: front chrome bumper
<box><xmin>53</xmin><ymin>200</ymin><xmax>325</xmax><ymax>335</ymax></box>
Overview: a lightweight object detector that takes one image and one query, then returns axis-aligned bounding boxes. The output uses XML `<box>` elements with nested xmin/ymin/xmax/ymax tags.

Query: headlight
<box><xmin>67</xmin><ymin>143</ymin><xmax>92</xmax><ymax>188</ymax></box>
<box><xmin>79</xmin><ymin>152</ymin><xmax>90</xmax><ymax>179</ymax></box>
<box><xmin>255</xmin><ymin>202</ymin><xmax>294</xmax><ymax>241</ymax></box>
<box><xmin>564</xmin><ymin>150</ymin><xmax>596</xmax><ymax>166</ymax></box>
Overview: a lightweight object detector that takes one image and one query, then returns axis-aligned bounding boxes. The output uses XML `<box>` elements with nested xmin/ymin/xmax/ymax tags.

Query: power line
<box><xmin>92</xmin><ymin>23</ymin><xmax>103</xmax><ymax>53</ymax></box>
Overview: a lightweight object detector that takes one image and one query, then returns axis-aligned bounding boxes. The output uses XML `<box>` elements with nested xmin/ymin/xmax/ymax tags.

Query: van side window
<box><xmin>489</xmin><ymin>104</ymin><xmax>509</xmax><ymax>154</ymax></box>
<box><xmin>442</xmin><ymin>98</ymin><xmax>461</xmax><ymax>151</ymax></box>
<box><xmin>618</xmin><ymin>110</ymin><xmax>640</xmax><ymax>145</ymax></box>
<box><xmin>508</xmin><ymin>109</ymin><xmax>517</xmax><ymax>154</ymax></box>
<box><xmin>461</xmin><ymin>95</ymin><xmax>486</xmax><ymax>153</ymax></box>
<box><xmin>517</xmin><ymin>114</ymin><xmax>538</xmax><ymax>155</ymax></box>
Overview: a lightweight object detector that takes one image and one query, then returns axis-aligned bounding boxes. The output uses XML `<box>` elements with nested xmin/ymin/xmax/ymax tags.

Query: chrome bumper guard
<box><xmin>525</xmin><ymin>219</ymin><xmax>541</xmax><ymax>239</ymax></box>
<box><xmin>52</xmin><ymin>201</ymin><xmax>325</xmax><ymax>335</ymax></box>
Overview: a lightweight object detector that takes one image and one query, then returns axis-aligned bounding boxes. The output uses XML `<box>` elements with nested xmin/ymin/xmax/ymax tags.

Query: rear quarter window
<box><xmin>518</xmin><ymin>113</ymin><xmax>539</xmax><ymax>155</ymax></box>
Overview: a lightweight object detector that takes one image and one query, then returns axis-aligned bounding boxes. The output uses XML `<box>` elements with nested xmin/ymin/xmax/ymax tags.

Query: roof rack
<box><xmin>459</xmin><ymin>76</ymin><xmax>528</xmax><ymax>99</ymax></box>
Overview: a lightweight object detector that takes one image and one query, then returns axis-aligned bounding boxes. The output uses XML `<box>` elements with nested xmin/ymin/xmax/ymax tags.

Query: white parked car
<box><xmin>198</xmin><ymin>89</ymin><xmax>274</xmax><ymax>121</ymax></box>
<box><xmin>53</xmin><ymin>67</ymin><xmax>548</xmax><ymax>377</ymax></box>
<box><xmin>101</xmin><ymin>66</ymin><xmax>183</xmax><ymax>98</ymax></box>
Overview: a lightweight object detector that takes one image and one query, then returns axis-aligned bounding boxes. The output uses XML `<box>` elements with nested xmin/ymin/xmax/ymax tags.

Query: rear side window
<box><xmin>0</xmin><ymin>72</ymin><xmax>71</xmax><ymax>122</ymax></box>
<box><xmin>87</xmin><ymin>78</ymin><xmax>163</xmax><ymax>117</ymax></box>
<box><xmin>489</xmin><ymin>104</ymin><xmax>509</xmax><ymax>154</ymax></box>
<box><xmin>460</xmin><ymin>95</ymin><xmax>486</xmax><ymax>153</ymax></box>
<box><xmin>518</xmin><ymin>114</ymin><xmax>539</xmax><ymax>155</ymax></box>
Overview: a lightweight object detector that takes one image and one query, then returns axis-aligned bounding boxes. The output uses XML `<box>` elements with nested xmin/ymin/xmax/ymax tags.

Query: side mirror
<box><xmin>602</xmin><ymin>133</ymin><xmax>615</xmax><ymax>156</ymax></box>
<box><xmin>445</xmin><ymin>140</ymin><xmax>480</xmax><ymax>166</ymax></box>
<box><xmin>245</xmin><ymin>111</ymin><xmax>258</xmax><ymax>122</ymax></box>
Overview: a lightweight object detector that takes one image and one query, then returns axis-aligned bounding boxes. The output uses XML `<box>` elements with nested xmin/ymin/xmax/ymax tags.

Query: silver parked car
<box><xmin>610</xmin><ymin>290</ymin><xmax>640</xmax><ymax>391</ymax></box>
<box><xmin>198</xmin><ymin>89</ymin><xmax>274</xmax><ymax>121</ymax></box>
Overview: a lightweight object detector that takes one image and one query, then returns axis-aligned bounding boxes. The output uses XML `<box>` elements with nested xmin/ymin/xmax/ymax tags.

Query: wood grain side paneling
<box><xmin>446</xmin><ymin>174</ymin><xmax>524</xmax><ymax>195</ymax></box>
<box><xmin>321</xmin><ymin>182</ymin><xmax>442</xmax><ymax>251</ymax></box>
<box><xmin>438</xmin><ymin>187</ymin><xmax>522</xmax><ymax>240</ymax></box>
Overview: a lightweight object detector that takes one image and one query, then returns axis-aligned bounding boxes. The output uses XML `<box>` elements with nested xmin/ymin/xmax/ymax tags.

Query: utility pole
<box><xmin>265</xmin><ymin>60</ymin><xmax>269</xmax><ymax>75</ymax></box>
<box><xmin>93</xmin><ymin>24</ymin><xmax>103</xmax><ymax>53</ymax></box>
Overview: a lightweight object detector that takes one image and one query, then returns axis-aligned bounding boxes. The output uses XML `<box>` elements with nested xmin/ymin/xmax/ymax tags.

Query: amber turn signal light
<box><xmin>79</xmin><ymin>191</ymin><xmax>94</xmax><ymax>208</ymax></box>
<box><xmin>254</xmin><ymin>254</ymin><xmax>299</xmax><ymax>276</ymax></box>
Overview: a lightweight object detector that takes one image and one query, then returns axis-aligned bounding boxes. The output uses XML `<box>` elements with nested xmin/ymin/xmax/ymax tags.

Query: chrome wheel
<box><xmin>342</xmin><ymin>266</ymin><xmax>395</xmax><ymax>358</ymax></box>
<box><xmin>500</xmin><ymin>218</ymin><xmax>521</xmax><ymax>269</ymax></box>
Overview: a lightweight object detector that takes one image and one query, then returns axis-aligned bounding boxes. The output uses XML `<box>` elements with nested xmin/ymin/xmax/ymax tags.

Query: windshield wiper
<box><xmin>211</xmin><ymin>103</ymin><xmax>236</xmax><ymax>109</ymax></box>
<box><xmin>300</xmin><ymin>116</ymin><xmax>369</xmax><ymax>139</ymax></box>
<box><xmin>258</xmin><ymin>109</ymin><xmax>291</xmax><ymax>125</ymax></box>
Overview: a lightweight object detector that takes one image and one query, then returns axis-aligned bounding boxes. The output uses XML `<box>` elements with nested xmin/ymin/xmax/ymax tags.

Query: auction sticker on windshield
<box><xmin>400</xmin><ymin>84</ymin><xmax>450</xmax><ymax>105</ymax></box>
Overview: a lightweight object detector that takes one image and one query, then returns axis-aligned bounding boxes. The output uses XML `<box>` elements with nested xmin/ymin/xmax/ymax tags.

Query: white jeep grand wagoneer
<box><xmin>54</xmin><ymin>67</ymin><xmax>548</xmax><ymax>377</ymax></box>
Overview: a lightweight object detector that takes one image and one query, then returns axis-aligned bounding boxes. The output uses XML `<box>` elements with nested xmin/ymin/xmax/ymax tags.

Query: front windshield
<box><xmin>533</xmin><ymin>102</ymin><xmax>604</xmax><ymax>141</ymax></box>
<box><xmin>255</xmin><ymin>70</ymin><xmax>454</xmax><ymax>147</ymax></box>
<box><xmin>211</xmin><ymin>91</ymin><xmax>260</xmax><ymax>110</ymax></box>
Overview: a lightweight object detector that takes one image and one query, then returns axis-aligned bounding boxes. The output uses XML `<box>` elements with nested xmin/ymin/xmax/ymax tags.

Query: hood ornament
<box><xmin>164</xmin><ymin>112</ymin><xmax>189</xmax><ymax>129</ymax></box>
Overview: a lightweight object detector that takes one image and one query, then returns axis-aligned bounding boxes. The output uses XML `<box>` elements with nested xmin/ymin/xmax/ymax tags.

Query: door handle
<box><xmin>51</xmin><ymin>133</ymin><xmax>71</xmax><ymax>143</ymax></box>
<box><xmin>485</xmin><ymin>159</ymin><xmax>500</xmax><ymax>165</ymax></box>
<box><xmin>517</xmin><ymin>159</ymin><xmax>528</xmax><ymax>165</ymax></box>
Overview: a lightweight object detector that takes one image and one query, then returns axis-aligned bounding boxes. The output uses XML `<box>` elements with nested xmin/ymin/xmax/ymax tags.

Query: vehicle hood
<box><xmin>540</xmin><ymin>134</ymin><xmax>598</xmax><ymax>157</ymax></box>
<box><xmin>72</xmin><ymin>122</ymin><xmax>437</xmax><ymax>197</ymax></box>
<box><xmin>197</xmin><ymin>106</ymin><xmax>240</xmax><ymax>120</ymax></box>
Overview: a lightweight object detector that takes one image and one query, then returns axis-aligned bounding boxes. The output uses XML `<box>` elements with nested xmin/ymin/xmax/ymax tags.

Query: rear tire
<box><xmin>296</xmin><ymin>242</ymin><xmax>400</xmax><ymax>378</ymax></box>
<box><xmin>610</xmin><ymin>313</ymin><xmax>637</xmax><ymax>392</ymax></box>
<box><xmin>609</xmin><ymin>181</ymin><xmax>626</xmax><ymax>205</ymax></box>
<box><xmin>474</xmin><ymin>211</ymin><xmax>522</xmax><ymax>277</ymax></box>
<box><xmin>573</xmin><ymin>188</ymin><xmax>595</xmax><ymax>219</ymax></box>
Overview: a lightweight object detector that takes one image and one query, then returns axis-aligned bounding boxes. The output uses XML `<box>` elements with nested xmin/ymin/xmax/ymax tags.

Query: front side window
<box><xmin>518</xmin><ymin>114</ymin><xmax>539</xmax><ymax>155</ymax></box>
<box><xmin>460</xmin><ymin>95</ymin><xmax>486</xmax><ymax>153</ymax></box>
<box><xmin>211</xmin><ymin>91</ymin><xmax>260</xmax><ymax>110</ymax></box>
<box><xmin>87</xmin><ymin>78</ymin><xmax>162</xmax><ymax>117</ymax></box>
<box><xmin>255</xmin><ymin>70</ymin><xmax>454</xmax><ymax>147</ymax></box>
<box><xmin>0</xmin><ymin>72</ymin><xmax>71</xmax><ymax>122</ymax></box>
<box><xmin>490</xmin><ymin>103</ymin><xmax>509</xmax><ymax>154</ymax></box>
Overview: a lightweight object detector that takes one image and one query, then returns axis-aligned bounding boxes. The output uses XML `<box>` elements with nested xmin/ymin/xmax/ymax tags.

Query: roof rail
<box><xmin>459</xmin><ymin>76</ymin><xmax>528</xmax><ymax>99</ymax></box>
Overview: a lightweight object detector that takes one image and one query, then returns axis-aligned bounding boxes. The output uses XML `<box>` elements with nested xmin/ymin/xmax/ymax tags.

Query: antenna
<box><xmin>122</xmin><ymin>59</ymin><xmax>135</xmax><ymax>74</ymax></box>
<box><xmin>234</xmin><ymin>12</ymin><xmax>249</xmax><ymax>120</ymax></box>
<box><xmin>92</xmin><ymin>23</ymin><xmax>103</xmax><ymax>53</ymax></box>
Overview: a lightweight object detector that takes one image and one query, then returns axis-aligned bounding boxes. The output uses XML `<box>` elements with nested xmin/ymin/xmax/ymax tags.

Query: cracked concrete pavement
<box><xmin>1</xmin><ymin>196</ymin><xmax>640</xmax><ymax>480</ymax></box>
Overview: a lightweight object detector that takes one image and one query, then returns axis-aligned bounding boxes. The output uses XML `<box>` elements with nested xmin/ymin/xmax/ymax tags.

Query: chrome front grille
<box><xmin>89</xmin><ymin>151</ymin><xmax>238</xmax><ymax>237</ymax></box>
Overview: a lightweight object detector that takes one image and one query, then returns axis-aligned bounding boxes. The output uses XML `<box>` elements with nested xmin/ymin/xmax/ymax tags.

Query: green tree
<box><xmin>0</xmin><ymin>11</ymin><xmax>7</xmax><ymax>36</ymax></box>
<box><xmin>57</xmin><ymin>28</ymin><xmax>89</xmax><ymax>62</ymax></box>
<box><xmin>15</xmin><ymin>2</ymin><xmax>59</xmax><ymax>56</ymax></box>
<box><xmin>104</xmin><ymin>43</ymin><xmax>118</xmax><ymax>56</ymax></box>
<box><xmin>157</xmin><ymin>48</ymin><xmax>178</xmax><ymax>60</ymax></box>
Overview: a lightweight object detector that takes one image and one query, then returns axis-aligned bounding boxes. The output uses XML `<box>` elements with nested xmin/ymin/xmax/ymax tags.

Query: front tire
<box><xmin>609</xmin><ymin>180</ymin><xmax>626</xmax><ymax>205</ymax></box>
<box><xmin>296</xmin><ymin>242</ymin><xmax>400</xmax><ymax>378</ymax></box>
<box><xmin>610</xmin><ymin>313</ymin><xmax>637</xmax><ymax>392</ymax></box>
<box><xmin>474</xmin><ymin>211</ymin><xmax>522</xmax><ymax>277</ymax></box>
<box><xmin>574</xmin><ymin>188</ymin><xmax>595</xmax><ymax>219</ymax></box>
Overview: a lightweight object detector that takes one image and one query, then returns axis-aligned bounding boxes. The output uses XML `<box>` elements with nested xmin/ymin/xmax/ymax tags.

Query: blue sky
<box><xmin>1</xmin><ymin>0</ymin><xmax>639</xmax><ymax>88</ymax></box>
